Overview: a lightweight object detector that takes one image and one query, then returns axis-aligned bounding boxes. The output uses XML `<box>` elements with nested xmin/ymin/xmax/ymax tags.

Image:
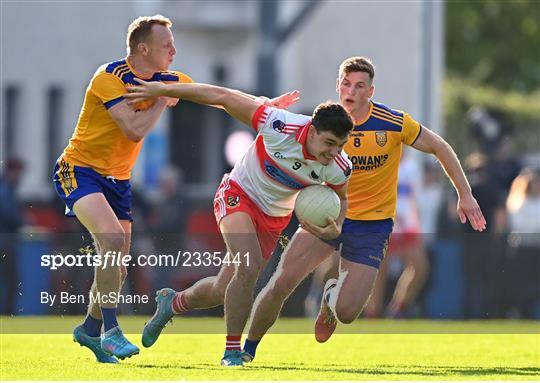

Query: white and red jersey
<box><xmin>229</xmin><ymin>105</ymin><xmax>352</xmax><ymax>217</ymax></box>
<box><xmin>394</xmin><ymin>155</ymin><xmax>422</xmax><ymax>233</ymax></box>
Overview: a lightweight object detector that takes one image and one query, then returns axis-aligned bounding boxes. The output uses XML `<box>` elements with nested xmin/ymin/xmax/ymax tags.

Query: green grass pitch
<box><xmin>1</xmin><ymin>316</ymin><xmax>538</xmax><ymax>380</ymax></box>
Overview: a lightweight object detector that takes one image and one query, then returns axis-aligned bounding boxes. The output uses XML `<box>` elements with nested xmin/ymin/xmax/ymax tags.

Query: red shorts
<box><xmin>387</xmin><ymin>231</ymin><xmax>422</xmax><ymax>254</ymax></box>
<box><xmin>213</xmin><ymin>175</ymin><xmax>292</xmax><ymax>260</ymax></box>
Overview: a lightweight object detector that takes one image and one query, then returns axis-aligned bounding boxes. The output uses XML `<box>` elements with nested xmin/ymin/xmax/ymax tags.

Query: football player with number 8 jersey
<box><xmin>242</xmin><ymin>56</ymin><xmax>487</xmax><ymax>361</ymax></box>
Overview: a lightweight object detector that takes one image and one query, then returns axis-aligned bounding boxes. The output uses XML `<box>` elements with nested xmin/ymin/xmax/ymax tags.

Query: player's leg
<box><xmin>181</xmin><ymin>261</ymin><xmax>236</xmax><ymax>309</ymax></box>
<box><xmin>86</xmin><ymin>235</ymin><xmax>103</xmax><ymax>323</ymax></box>
<box><xmin>143</xmin><ymin>175</ymin><xmax>243</xmax><ymax>349</ymax></box>
<box><xmin>364</xmin><ymin>254</ymin><xmax>390</xmax><ymax>318</ymax></box>
<box><xmin>315</xmin><ymin>259</ymin><xmax>379</xmax><ymax>342</ymax></box>
<box><xmin>243</xmin><ymin>228</ymin><xmax>334</xmax><ymax>361</ymax></box>
<box><xmin>387</xmin><ymin>240</ymin><xmax>429</xmax><ymax>316</ymax></box>
<box><xmin>86</xmin><ymin>221</ymin><xmax>131</xmax><ymax>323</ymax></box>
<box><xmin>73</xmin><ymin>193</ymin><xmax>139</xmax><ymax>359</ymax></box>
<box><xmin>71</xmin><ymin>230</ymin><xmax>121</xmax><ymax>364</ymax></box>
<box><xmin>220</xmin><ymin>211</ymin><xmax>267</xmax><ymax>366</ymax></box>
<box><xmin>118</xmin><ymin>220</ymin><xmax>132</xmax><ymax>290</ymax></box>
<box><xmin>332</xmin><ymin>259</ymin><xmax>379</xmax><ymax>323</ymax></box>
<box><xmin>315</xmin><ymin>220</ymin><xmax>392</xmax><ymax>342</ymax></box>
<box><xmin>304</xmin><ymin>252</ymin><xmax>339</xmax><ymax>317</ymax></box>
<box><xmin>141</xmin><ymin>261</ymin><xmax>236</xmax><ymax>348</ymax></box>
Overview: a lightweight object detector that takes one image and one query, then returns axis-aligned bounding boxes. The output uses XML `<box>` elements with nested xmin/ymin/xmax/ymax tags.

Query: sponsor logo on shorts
<box><xmin>227</xmin><ymin>195</ymin><xmax>240</xmax><ymax>208</ymax></box>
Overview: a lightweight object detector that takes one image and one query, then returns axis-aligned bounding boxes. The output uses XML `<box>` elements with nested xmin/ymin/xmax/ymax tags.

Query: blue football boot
<box><xmin>141</xmin><ymin>288</ymin><xmax>176</xmax><ymax>348</ymax></box>
<box><xmin>73</xmin><ymin>325</ymin><xmax>118</xmax><ymax>364</ymax></box>
<box><xmin>221</xmin><ymin>350</ymin><xmax>244</xmax><ymax>367</ymax></box>
<box><xmin>101</xmin><ymin>326</ymin><xmax>139</xmax><ymax>359</ymax></box>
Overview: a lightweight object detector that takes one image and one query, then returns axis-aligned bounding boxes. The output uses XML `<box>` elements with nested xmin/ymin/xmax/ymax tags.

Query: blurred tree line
<box><xmin>444</xmin><ymin>0</ymin><xmax>539</xmax><ymax>156</ymax></box>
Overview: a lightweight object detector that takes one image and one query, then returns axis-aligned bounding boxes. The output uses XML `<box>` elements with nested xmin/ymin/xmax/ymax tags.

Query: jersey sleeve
<box><xmin>251</xmin><ymin>105</ymin><xmax>310</xmax><ymax>135</ymax></box>
<box><xmin>90</xmin><ymin>72</ymin><xmax>126</xmax><ymax>110</ymax></box>
<box><xmin>401</xmin><ymin>112</ymin><xmax>422</xmax><ymax>146</ymax></box>
<box><xmin>251</xmin><ymin>105</ymin><xmax>274</xmax><ymax>132</ymax></box>
<box><xmin>325</xmin><ymin>151</ymin><xmax>352</xmax><ymax>190</ymax></box>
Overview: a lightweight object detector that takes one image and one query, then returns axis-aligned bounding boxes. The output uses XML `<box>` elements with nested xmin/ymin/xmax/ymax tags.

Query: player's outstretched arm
<box><xmin>208</xmin><ymin>89</ymin><xmax>299</xmax><ymax>113</ymax></box>
<box><xmin>412</xmin><ymin>128</ymin><xmax>487</xmax><ymax>232</ymax></box>
<box><xmin>126</xmin><ymin>79</ymin><xmax>263</xmax><ymax>126</ymax></box>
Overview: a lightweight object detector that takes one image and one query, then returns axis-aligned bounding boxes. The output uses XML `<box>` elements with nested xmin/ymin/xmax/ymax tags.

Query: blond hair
<box><xmin>126</xmin><ymin>14</ymin><xmax>172</xmax><ymax>54</ymax></box>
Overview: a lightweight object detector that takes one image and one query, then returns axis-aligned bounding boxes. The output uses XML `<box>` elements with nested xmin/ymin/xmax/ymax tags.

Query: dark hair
<box><xmin>312</xmin><ymin>101</ymin><xmax>353</xmax><ymax>139</ymax></box>
<box><xmin>339</xmin><ymin>56</ymin><xmax>375</xmax><ymax>83</ymax></box>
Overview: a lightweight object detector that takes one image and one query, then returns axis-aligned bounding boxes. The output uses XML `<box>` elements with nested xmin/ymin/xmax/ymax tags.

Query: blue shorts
<box><xmin>325</xmin><ymin>218</ymin><xmax>393</xmax><ymax>269</ymax></box>
<box><xmin>52</xmin><ymin>159</ymin><xmax>133</xmax><ymax>221</ymax></box>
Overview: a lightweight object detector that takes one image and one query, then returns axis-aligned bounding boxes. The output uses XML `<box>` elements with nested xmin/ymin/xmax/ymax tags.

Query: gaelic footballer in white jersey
<box><xmin>230</xmin><ymin>105</ymin><xmax>352</xmax><ymax>217</ymax></box>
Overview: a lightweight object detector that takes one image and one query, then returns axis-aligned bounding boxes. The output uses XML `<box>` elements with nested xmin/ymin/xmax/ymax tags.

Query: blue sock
<box><xmin>101</xmin><ymin>308</ymin><xmax>119</xmax><ymax>332</ymax></box>
<box><xmin>243</xmin><ymin>339</ymin><xmax>260</xmax><ymax>359</ymax></box>
<box><xmin>82</xmin><ymin>314</ymin><xmax>102</xmax><ymax>337</ymax></box>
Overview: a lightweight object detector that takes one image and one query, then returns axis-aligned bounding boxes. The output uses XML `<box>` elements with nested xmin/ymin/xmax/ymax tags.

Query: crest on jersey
<box><xmin>227</xmin><ymin>195</ymin><xmax>240</xmax><ymax>208</ymax></box>
<box><xmin>375</xmin><ymin>131</ymin><xmax>387</xmax><ymax>147</ymax></box>
<box><xmin>272</xmin><ymin>120</ymin><xmax>286</xmax><ymax>132</ymax></box>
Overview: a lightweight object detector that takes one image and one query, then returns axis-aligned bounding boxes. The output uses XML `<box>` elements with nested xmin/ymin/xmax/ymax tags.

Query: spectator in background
<box><xmin>0</xmin><ymin>157</ymin><xmax>26</xmax><ymax>314</ymax></box>
<box><xmin>490</xmin><ymin>136</ymin><xmax>522</xmax><ymax>194</ymax></box>
<box><xmin>150</xmin><ymin>165</ymin><xmax>188</xmax><ymax>289</ymax></box>
<box><xmin>504</xmin><ymin>167</ymin><xmax>540</xmax><ymax>318</ymax></box>
<box><xmin>151</xmin><ymin>165</ymin><xmax>187</xmax><ymax>238</ymax></box>
<box><xmin>419</xmin><ymin>160</ymin><xmax>444</xmax><ymax>246</ymax></box>
<box><xmin>461</xmin><ymin>153</ymin><xmax>507</xmax><ymax>318</ymax></box>
<box><xmin>366</xmin><ymin>152</ymin><xmax>429</xmax><ymax>318</ymax></box>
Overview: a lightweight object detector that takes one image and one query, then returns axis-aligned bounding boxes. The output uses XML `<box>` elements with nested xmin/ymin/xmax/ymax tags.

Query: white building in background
<box><xmin>0</xmin><ymin>0</ymin><xmax>443</xmax><ymax>199</ymax></box>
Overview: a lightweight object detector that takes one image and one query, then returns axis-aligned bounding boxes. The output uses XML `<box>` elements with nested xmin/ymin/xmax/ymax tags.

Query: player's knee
<box><xmin>336</xmin><ymin>307</ymin><xmax>359</xmax><ymax>324</ymax></box>
<box><xmin>335</xmin><ymin>301</ymin><xmax>361</xmax><ymax>324</ymax></box>
<box><xmin>95</xmin><ymin>227</ymin><xmax>126</xmax><ymax>251</ymax></box>
<box><xmin>105</xmin><ymin>235</ymin><xmax>125</xmax><ymax>252</ymax></box>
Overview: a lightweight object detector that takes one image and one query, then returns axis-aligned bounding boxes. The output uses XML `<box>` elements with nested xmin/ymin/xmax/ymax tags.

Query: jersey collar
<box><xmin>354</xmin><ymin>100</ymin><xmax>374</xmax><ymax>126</ymax></box>
<box><xmin>295</xmin><ymin>122</ymin><xmax>317</xmax><ymax>161</ymax></box>
<box><xmin>125</xmin><ymin>57</ymin><xmax>155</xmax><ymax>81</ymax></box>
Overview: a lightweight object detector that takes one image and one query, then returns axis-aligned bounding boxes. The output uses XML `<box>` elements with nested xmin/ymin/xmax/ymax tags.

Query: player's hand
<box><xmin>125</xmin><ymin>78</ymin><xmax>168</xmax><ymax>105</ymax></box>
<box><xmin>457</xmin><ymin>193</ymin><xmax>486</xmax><ymax>232</ymax></box>
<box><xmin>265</xmin><ymin>90</ymin><xmax>300</xmax><ymax>109</ymax></box>
<box><xmin>300</xmin><ymin>217</ymin><xmax>341</xmax><ymax>240</ymax></box>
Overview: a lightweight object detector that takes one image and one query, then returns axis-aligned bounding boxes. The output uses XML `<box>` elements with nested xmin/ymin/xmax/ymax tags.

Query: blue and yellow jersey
<box><xmin>345</xmin><ymin>101</ymin><xmax>422</xmax><ymax>220</ymax></box>
<box><xmin>61</xmin><ymin>59</ymin><xmax>193</xmax><ymax>180</ymax></box>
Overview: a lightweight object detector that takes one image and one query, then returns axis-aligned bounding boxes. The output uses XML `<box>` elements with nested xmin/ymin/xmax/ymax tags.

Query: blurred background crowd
<box><xmin>1</xmin><ymin>0</ymin><xmax>538</xmax><ymax>320</ymax></box>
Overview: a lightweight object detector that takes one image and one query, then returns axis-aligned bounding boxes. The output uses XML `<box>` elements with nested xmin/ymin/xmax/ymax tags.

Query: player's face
<box><xmin>336</xmin><ymin>71</ymin><xmax>374</xmax><ymax>116</ymax></box>
<box><xmin>307</xmin><ymin>127</ymin><xmax>349</xmax><ymax>166</ymax></box>
<box><xmin>146</xmin><ymin>24</ymin><xmax>176</xmax><ymax>71</ymax></box>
